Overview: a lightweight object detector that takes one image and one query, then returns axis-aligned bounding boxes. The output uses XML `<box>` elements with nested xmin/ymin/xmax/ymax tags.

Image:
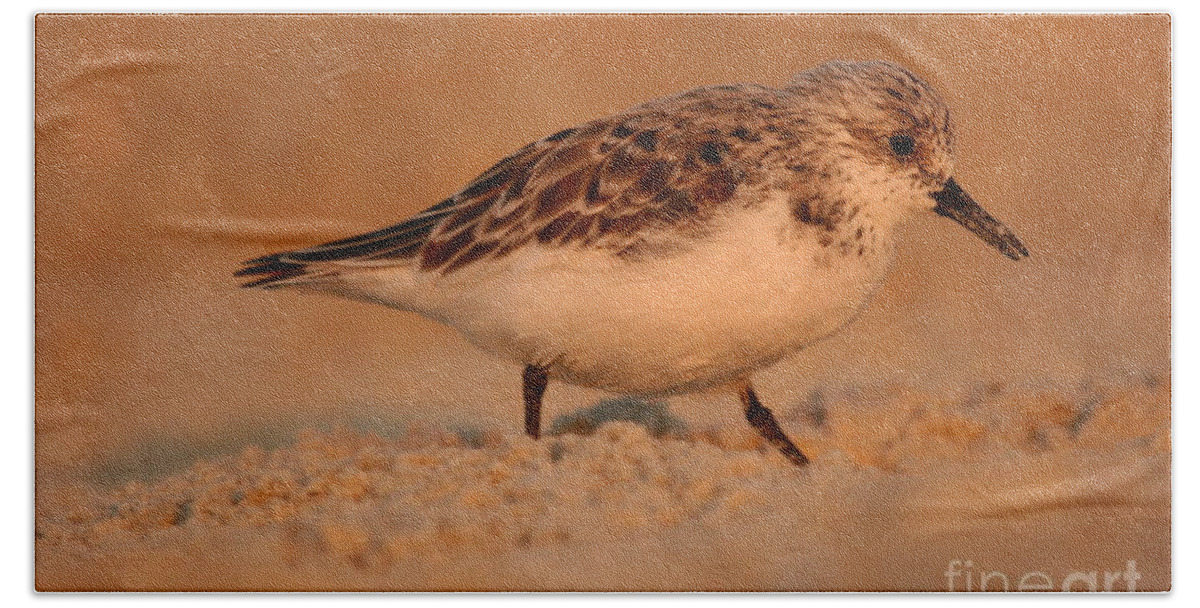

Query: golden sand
<box><xmin>36</xmin><ymin>375</ymin><xmax>1170</xmax><ymax>591</ymax></box>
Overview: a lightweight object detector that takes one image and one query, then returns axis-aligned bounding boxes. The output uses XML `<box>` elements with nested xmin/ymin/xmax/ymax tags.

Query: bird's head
<box><xmin>788</xmin><ymin>60</ymin><xmax>1028</xmax><ymax>261</ymax></box>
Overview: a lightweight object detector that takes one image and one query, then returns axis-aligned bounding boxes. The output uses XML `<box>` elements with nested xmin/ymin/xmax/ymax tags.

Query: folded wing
<box><xmin>237</xmin><ymin>83</ymin><xmax>796</xmax><ymax>287</ymax></box>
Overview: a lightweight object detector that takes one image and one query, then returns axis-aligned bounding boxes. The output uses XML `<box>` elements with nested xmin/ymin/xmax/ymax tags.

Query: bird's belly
<box><xmin>417</xmin><ymin>205</ymin><xmax>893</xmax><ymax>396</ymax></box>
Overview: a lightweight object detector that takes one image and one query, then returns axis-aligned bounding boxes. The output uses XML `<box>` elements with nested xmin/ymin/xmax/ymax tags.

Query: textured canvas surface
<box><xmin>35</xmin><ymin>13</ymin><xmax>1170</xmax><ymax>591</ymax></box>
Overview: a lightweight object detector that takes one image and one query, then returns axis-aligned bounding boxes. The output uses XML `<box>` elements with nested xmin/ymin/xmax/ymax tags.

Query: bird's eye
<box><xmin>888</xmin><ymin>134</ymin><xmax>916</xmax><ymax>157</ymax></box>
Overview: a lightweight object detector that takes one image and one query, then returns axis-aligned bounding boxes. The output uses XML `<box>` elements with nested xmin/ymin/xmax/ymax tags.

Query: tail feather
<box><xmin>234</xmin><ymin>258</ymin><xmax>310</xmax><ymax>288</ymax></box>
<box><xmin>236</xmin><ymin>196</ymin><xmax>462</xmax><ymax>289</ymax></box>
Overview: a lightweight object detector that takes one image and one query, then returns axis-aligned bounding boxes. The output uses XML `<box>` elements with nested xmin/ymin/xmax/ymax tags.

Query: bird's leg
<box><xmin>522</xmin><ymin>365</ymin><xmax>549</xmax><ymax>439</ymax></box>
<box><xmin>738</xmin><ymin>381</ymin><xmax>810</xmax><ymax>467</ymax></box>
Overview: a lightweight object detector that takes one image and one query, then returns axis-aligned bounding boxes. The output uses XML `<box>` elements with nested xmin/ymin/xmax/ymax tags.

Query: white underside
<box><xmin>315</xmin><ymin>195</ymin><xmax>896</xmax><ymax>396</ymax></box>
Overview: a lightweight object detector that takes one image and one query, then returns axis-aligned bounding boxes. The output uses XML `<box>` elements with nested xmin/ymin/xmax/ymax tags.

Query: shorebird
<box><xmin>237</xmin><ymin>60</ymin><xmax>1028</xmax><ymax>467</ymax></box>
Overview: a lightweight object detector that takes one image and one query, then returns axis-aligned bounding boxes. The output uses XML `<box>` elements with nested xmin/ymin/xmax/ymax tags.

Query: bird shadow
<box><xmin>546</xmin><ymin>397</ymin><xmax>688</xmax><ymax>438</ymax></box>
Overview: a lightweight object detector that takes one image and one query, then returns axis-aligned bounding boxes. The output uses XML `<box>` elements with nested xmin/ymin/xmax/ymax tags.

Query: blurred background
<box><xmin>35</xmin><ymin>14</ymin><xmax>1170</xmax><ymax>485</ymax></box>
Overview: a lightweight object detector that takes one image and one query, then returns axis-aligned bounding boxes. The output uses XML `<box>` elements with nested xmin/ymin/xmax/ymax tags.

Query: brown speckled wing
<box><xmin>238</xmin><ymin>84</ymin><xmax>800</xmax><ymax>285</ymax></box>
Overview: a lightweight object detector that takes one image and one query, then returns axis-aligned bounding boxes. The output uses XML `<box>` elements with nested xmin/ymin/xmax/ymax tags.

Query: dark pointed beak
<box><xmin>930</xmin><ymin>178</ymin><xmax>1029</xmax><ymax>261</ymax></box>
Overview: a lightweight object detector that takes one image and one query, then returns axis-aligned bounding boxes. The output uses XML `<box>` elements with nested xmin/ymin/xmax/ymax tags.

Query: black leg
<box><xmin>739</xmin><ymin>383</ymin><xmax>809</xmax><ymax>467</ymax></box>
<box><xmin>522</xmin><ymin>365</ymin><xmax>549</xmax><ymax>439</ymax></box>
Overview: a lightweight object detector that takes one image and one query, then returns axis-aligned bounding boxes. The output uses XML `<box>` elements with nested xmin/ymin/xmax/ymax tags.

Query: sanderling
<box><xmin>237</xmin><ymin>60</ymin><xmax>1028</xmax><ymax>467</ymax></box>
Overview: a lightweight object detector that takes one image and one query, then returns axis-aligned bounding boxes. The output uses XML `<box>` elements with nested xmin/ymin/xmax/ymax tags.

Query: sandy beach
<box><xmin>34</xmin><ymin>14</ymin><xmax>1171</xmax><ymax>592</ymax></box>
<box><xmin>37</xmin><ymin>374</ymin><xmax>1170</xmax><ymax>591</ymax></box>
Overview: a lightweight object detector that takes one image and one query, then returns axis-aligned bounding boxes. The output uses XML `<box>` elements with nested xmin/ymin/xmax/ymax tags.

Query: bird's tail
<box><xmin>235</xmin><ymin>197</ymin><xmax>463</xmax><ymax>289</ymax></box>
<box><xmin>234</xmin><ymin>253</ymin><xmax>325</xmax><ymax>289</ymax></box>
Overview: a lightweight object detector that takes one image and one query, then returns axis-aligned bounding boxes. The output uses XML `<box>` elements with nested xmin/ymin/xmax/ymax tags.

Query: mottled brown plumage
<box><xmin>236</xmin><ymin>61</ymin><xmax>1028</xmax><ymax>468</ymax></box>
<box><xmin>238</xmin><ymin>60</ymin><xmax>978</xmax><ymax>287</ymax></box>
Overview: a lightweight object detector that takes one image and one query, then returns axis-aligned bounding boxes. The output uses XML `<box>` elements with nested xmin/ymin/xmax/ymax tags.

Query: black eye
<box><xmin>889</xmin><ymin>134</ymin><xmax>915</xmax><ymax>157</ymax></box>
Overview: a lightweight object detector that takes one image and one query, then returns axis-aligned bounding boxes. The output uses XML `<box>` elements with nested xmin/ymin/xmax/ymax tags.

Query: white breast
<box><xmin>341</xmin><ymin>195</ymin><xmax>896</xmax><ymax>396</ymax></box>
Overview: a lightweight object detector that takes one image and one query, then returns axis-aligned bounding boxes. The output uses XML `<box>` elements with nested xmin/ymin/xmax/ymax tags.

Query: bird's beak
<box><xmin>930</xmin><ymin>178</ymin><xmax>1029</xmax><ymax>261</ymax></box>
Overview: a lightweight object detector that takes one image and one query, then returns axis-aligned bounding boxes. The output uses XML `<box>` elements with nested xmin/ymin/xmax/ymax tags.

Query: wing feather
<box><xmin>237</xmin><ymin>83</ymin><xmax>802</xmax><ymax>287</ymax></box>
